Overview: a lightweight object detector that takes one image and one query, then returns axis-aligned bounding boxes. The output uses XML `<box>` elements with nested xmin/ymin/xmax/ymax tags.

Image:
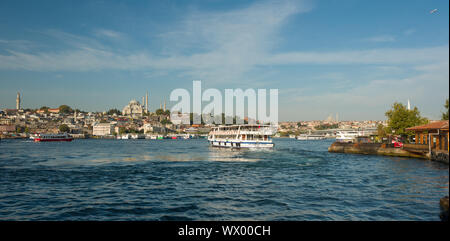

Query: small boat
<box><xmin>296</xmin><ymin>134</ymin><xmax>326</xmax><ymax>140</ymax></box>
<box><xmin>131</xmin><ymin>134</ymin><xmax>145</xmax><ymax>139</ymax></box>
<box><xmin>335</xmin><ymin>131</ymin><xmax>364</xmax><ymax>143</ymax></box>
<box><xmin>208</xmin><ymin>124</ymin><xmax>277</xmax><ymax>148</ymax></box>
<box><xmin>32</xmin><ymin>133</ymin><xmax>73</xmax><ymax>142</ymax></box>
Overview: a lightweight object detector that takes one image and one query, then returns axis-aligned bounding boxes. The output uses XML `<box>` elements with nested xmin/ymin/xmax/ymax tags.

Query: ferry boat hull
<box><xmin>209</xmin><ymin>140</ymin><xmax>274</xmax><ymax>148</ymax></box>
<box><xmin>296</xmin><ymin>135</ymin><xmax>326</xmax><ymax>140</ymax></box>
<box><xmin>34</xmin><ymin>138</ymin><xmax>73</xmax><ymax>142</ymax></box>
<box><xmin>31</xmin><ymin>133</ymin><xmax>73</xmax><ymax>142</ymax></box>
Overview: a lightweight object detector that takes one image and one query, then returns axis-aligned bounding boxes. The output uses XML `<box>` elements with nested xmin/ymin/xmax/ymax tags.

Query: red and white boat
<box><xmin>31</xmin><ymin>133</ymin><xmax>73</xmax><ymax>142</ymax></box>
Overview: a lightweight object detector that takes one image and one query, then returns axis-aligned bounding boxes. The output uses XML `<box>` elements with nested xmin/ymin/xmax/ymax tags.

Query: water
<box><xmin>0</xmin><ymin>138</ymin><xmax>448</xmax><ymax>220</ymax></box>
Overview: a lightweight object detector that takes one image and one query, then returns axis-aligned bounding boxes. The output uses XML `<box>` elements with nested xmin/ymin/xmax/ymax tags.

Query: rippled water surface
<box><xmin>0</xmin><ymin>138</ymin><xmax>448</xmax><ymax>220</ymax></box>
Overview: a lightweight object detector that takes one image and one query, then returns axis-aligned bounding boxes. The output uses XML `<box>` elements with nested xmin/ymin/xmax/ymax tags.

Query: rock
<box><xmin>440</xmin><ymin>196</ymin><xmax>449</xmax><ymax>221</ymax></box>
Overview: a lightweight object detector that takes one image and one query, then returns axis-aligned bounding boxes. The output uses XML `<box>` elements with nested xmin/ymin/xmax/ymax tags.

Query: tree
<box><xmin>442</xmin><ymin>99</ymin><xmax>449</xmax><ymax>120</ymax></box>
<box><xmin>155</xmin><ymin>109</ymin><xmax>164</xmax><ymax>115</ymax></box>
<box><xmin>164</xmin><ymin>109</ymin><xmax>170</xmax><ymax>115</ymax></box>
<box><xmin>385</xmin><ymin>102</ymin><xmax>428</xmax><ymax>136</ymax></box>
<box><xmin>377</xmin><ymin>124</ymin><xmax>386</xmax><ymax>138</ymax></box>
<box><xmin>59</xmin><ymin>124</ymin><xmax>70</xmax><ymax>133</ymax></box>
<box><xmin>119</xmin><ymin>127</ymin><xmax>127</xmax><ymax>135</ymax></box>
<box><xmin>107</xmin><ymin>108</ymin><xmax>121</xmax><ymax>116</ymax></box>
<box><xmin>59</xmin><ymin>105</ymin><xmax>73</xmax><ymax>114</ymax></box>
<box><xmin>40</xmin><ymin>106</ymin><xmax>50</xmax><ymax>114</ymax></box>
<box><xmin>16</xmin><ymin>126</ymin><xmax>25</xmax><ymax>133</ymax></box>
<box><xmin>161</xmin><ymin>119</ymin><xmax>172</xmax><ymax>125</ymax></box>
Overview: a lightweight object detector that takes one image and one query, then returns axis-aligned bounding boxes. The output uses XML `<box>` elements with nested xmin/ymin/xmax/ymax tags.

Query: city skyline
<box><xmin>0</xmin><ymin>0</ymin><xmax>449</xmax><ymax>121</ymax></box>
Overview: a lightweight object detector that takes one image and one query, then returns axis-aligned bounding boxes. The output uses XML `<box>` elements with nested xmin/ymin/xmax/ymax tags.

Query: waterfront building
<box><xmin>405</xmin><ymin>120</ymin><xmax>449</xmax><ymax>153</ymax></box>
<box><xmin>0</xmin><ymin>125</ymin><xmax>16</xmax><ymax>133</ymax></box>
<box><xmin>92</xmin><ymin>123</ymin><xmax>115</xmax><ymax>136</ymax></box>
<box><xmin>143</xmin><ymin>123</ymin><xmax>166</xmax><ymax>133</ymax></box>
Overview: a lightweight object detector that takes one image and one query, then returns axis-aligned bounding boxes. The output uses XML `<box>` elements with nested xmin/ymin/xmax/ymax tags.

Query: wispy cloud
<box><xmin>94</xmin><ymin>29</ymin><xmax>123</xmax><ymax>39</ymax></box>
<box><xmin>403</xmin><ymin>29</ymin><xmax>416</xmax><ymax>35</ymax></box>
<box><xmin>363</xmin><ymin>35</ymin><xmax>396</xmax><ymax>43</ymax></box>
<box><xmin>0</xmin><ymin>39</ymin><xmax>38</xmax><ymax>51</ymax></box>
<box><xmin>264</xmin><ymin>45</ymin><xmax>448</xmax><ymax>65</ymax></box>
<box><xmin>281</xmin><ymin>60</ymin><xmax>449</xmax><ymax>120</ymax></box>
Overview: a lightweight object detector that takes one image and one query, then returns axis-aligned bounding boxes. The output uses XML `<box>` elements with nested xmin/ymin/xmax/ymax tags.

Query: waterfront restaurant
<box><xmin>405</xmin><ymin>120</ymin><xmax>449</xmax><ymax>153</ymax></box>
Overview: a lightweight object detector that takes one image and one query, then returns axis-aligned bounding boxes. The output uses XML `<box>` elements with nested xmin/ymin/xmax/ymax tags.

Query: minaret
<box><xmin>160</xmin><ymin>101</ymin><xmax>162</xmax><ymax>110</ymax></box>
<box><xmin>407</xmin><ymin>99</ymin><xmax>411</xmax><ymax>110</ymax></box>
<box><xmin>146</xmin><ymin>91</ymin><xmax>149</xmax><ymax>113</ymax></box>
<box><xmin>164</xmin><ymin>99</ymin><xmax>166</xmax><ymax>111</ymax></box>
<box><xmin>16</xmin><ymin>92</ymin><xmax>21</xmax><ymax>110</ymax></box>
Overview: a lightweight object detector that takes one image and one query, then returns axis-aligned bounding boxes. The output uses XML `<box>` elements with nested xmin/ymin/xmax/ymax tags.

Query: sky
<box><xmin>0</xmin><ymin>0</ymin><xmax>448</xmax><ymax>121</ymax></box>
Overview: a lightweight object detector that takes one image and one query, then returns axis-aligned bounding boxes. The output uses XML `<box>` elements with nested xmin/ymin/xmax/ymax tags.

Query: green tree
<box><xmin>377</xmin><ymin>124</ymin><xmax>386</xmax><ymax>138</ymax></box>
<box><xmin>107</xmin><ymin>108</ymin><xmax>121</xmax><ymax>116</ymax></box>
<box><xmin>385</xmin><ymin>102</ymin><xmax>428</xmax><ymax>136</ymax></box>
<box><xmin>59</xmin><ymin>124</ymin><xmax>70</xmax><ymax>133</ymax></box>
<box><xmin>164</xmin><ymin>109</ymin><xmax>170</xmax><ymax>115</ymax></box>
<box><xmin>40</xmin><ymin>106</ymin><xmax>50</xmax><ymax>114</ymax></box>
<box><xmin>155</xmin><ymin>109</ymin><xmax>164</xmax><ymax>115</ymax></box>
<box><xmin>119</xmin><ymin>127</ymin><xmax>127</xmax><ymax>135</ymax></box>
<box><xmin>442</xmin><ymin>99</ymin><xmax>449</xmax><ymax>120</ymax></box>
<box><xmin>161</xmin><ymin>119</ymin><xmax>172</xmax><ymax>125</ymax></box>
<box><xmin>59</xmin><ymin>105</ymin><xmax>73</xmax><ymax>114</ymax></box>
<box><xmin>16</xmin><ymin>126</ymin><xmax>25</xmax><ymax>133</ymax></box>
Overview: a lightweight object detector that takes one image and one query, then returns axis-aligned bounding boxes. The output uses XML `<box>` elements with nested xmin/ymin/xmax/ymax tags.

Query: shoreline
<box><xmin>328</xmin><ymin>142</ymin><xmax>449</xmax><ymax>165</ymax></box>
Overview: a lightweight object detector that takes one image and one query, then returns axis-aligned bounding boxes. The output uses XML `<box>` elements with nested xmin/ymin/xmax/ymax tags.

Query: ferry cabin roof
<box><xmin>211</xmin><ymin>124</ymin><xmax>273</xmax><ymax>130</ymax></box>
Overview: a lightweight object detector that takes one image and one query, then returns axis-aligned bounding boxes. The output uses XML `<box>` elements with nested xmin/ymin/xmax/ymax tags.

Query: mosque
<box><xmin>122</xmin><ymin>91</ymin><xmax>168</xmax><ymax>117</ymax></box>
<box><xmin>122</xmin><ymin>92</ymin><xmax>149</xmax><ymax>117</ymax></box>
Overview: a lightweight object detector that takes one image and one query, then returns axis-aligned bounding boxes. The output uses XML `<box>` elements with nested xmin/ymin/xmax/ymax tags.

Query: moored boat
<box><xmin>335</xmin><ymin>131</ymin><xmax>364</xmax><ymax>143</ymax></box>
<box><xmin>296</xmin><ymin>134</ymin><xmax>326</xmax><ymax>140</ymax></box>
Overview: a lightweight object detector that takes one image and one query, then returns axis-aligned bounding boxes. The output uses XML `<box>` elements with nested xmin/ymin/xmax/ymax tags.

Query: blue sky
<box><xmin>0</xmin><ymin>0</ymin><xmax>448</xmax><ymax>121</ymax></box>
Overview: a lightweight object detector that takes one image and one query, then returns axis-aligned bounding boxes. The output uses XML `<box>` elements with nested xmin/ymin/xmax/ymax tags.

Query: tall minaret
<box><xmin>160</xmin><ymin>101</ymin><xmax>162</xmax><ymax>110</ymax></box>
<box><xmin>16</xmin><ymin>92</ymin><xmax>21</xmax><ymax>110</ymax></box>
<box><xmin>164</xmin><ymin>99</ymin><xmax>166</xmax><ymax>111</ymax></box>
<box><xmin>407</xmin><ymin>99</ymin><xmax>411</xmax><ymax>110</ymax></box>
<box><xmin>145</xmin><ymin>91</ymin><xmax>149</xmax><ymax>113</ymax></box>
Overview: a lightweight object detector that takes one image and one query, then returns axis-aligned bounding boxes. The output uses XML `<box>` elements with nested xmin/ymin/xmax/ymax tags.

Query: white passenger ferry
<box><xmin>296</xmin><ymin>134</ymin><xmax>326</xmax><ymax>140</ymax></box>
<box><xmin>335</xmin><ymin>131</ymin><xmax>365</xmax><ymax>143</ymax></box>
<box><xmin>208</xmin><ymin>124</ymin><xmax>277</xmax><ymax>148</ymax></box>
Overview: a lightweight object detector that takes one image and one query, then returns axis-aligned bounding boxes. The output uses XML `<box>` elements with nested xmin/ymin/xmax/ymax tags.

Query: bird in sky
<box><xmin>430</xmin><ymin>9</ymin><xmax>438</xmax><ymax>14</ymax></box>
